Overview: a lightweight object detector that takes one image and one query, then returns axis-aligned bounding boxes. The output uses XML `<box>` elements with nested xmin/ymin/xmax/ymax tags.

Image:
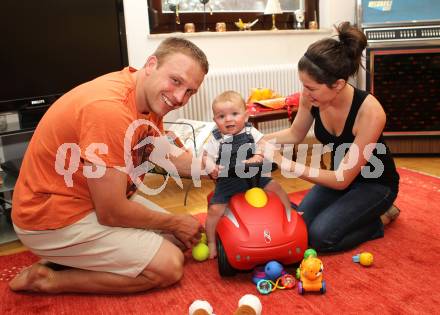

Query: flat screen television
<box><xmin>0</xmin><ymin>0</ymin><xmax>129</xmax><ymax>129</ymax></box>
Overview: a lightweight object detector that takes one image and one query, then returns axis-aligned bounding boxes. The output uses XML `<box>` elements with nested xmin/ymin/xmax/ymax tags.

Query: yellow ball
<box><xmin>245</xmin><ymin>187</ymin><xmax>268</xmax><ymax>208</ymax></box>
<box><xmin>192</xmin><ymin>243</ymin><xmax>209</xmax><ymax>262</ymax></box>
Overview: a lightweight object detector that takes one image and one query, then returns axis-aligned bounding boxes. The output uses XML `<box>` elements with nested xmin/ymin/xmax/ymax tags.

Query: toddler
<box><xmin>203</xmin><ymin>90</ymin><xmax>292</xmax><ymax>258</ymax></box>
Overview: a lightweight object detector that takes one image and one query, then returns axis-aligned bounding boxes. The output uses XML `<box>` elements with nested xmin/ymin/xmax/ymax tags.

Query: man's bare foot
<box><xmin>8</xmin><ymin>263</ymin><xmax>57</xmax><ymax>293</ymax></box>
<box><xmin>208</xmin><ymin>242</ymin><xmax>217</xmax><ymax>259</ymax></box>
<box><xmin>381</xmin><ymin>204</ymin><xmax>400</xmax><ymax>226</ymax></box>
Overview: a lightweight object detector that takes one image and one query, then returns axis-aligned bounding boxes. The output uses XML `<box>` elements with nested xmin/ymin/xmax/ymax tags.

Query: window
<box><xmin>148</xmin><ymin>0</ymin><xmax>319</xmax><ymax>34</ymax></box>
<box><xmin>162</xmin><ymin>0</ymin><xmax>300</xmax><ymax>12</ymax></box>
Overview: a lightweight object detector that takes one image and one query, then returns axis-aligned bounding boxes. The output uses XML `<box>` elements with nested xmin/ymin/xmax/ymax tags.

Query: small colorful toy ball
<box><xmin>192</xmin><ymin>243</ymin><xmax>209</xmax><ymax>262</ymax></box>
<box><xmin>253</xmin><ymin>260</ymin><xmax>286</xmax><ymax>284</ymax></box>
<box><xmin>264</xmin><ymin>261</ymin><xmax>284</xmax><ymax>280</ymax></box>
<box><xmin>352</xmin><ymin>252</ymin><xmax>373</xmax><ymax>266</ymax></box>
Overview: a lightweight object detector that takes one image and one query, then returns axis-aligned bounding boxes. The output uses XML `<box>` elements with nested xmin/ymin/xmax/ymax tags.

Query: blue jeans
<box><xmin>298</xmin><ymin>180</ymin><xmax>398</xmax><ymax>253</ymax></box>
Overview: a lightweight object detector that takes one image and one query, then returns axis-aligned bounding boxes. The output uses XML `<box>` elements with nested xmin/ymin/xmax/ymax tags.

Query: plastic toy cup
<box><xmin>352</xmin><ymin>252</ymin><xmax>373</xmax><ymax>266</ymax></box>
<box><xmin>184</xmin><ymin>23</ymin><xmax>195</xmax><ymax>33</ymax></box>
<box><xmin>216</xmin><ymin>22</ymin><xmax>227</xmax><ymax>32</ymax></box>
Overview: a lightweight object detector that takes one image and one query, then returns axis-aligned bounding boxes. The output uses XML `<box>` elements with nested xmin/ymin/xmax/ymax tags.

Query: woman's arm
<box><xmin>273</xmin><ymin>95</ymin><xmax>386</xmax><ymax>190</ymax></box>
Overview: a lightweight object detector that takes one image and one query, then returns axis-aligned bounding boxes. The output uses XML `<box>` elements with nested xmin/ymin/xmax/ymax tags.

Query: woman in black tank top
<box><xmin>265</xmin><ymin>22</ymin><xmax>400</xmax><ymax>253</ymax></box>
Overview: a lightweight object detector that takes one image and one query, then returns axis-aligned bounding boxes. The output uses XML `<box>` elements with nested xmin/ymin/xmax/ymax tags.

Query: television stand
<box><xmin>0</xmin><ymin>112</ymin><xmax>36</xmax><ymax>137</ymax></box>
<box><xmin>0</xmin><ymin>113</ymin><xmax>33</xmax><ymax>245</ymax></box>
<box><xmin>0</xmin><ymin>171</ymin><xmax>18</xmax><ymax>244</ymax></box>
<box><xmin>19</xmin><ymin>105</ymin><xmax>50</xmax><ymax>129</ymax></box>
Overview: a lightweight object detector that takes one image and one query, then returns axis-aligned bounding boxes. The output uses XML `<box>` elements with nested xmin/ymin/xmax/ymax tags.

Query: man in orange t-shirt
<box><xmin>10</xmin><ymin>37</ymin><xmax>210</xmax><ymax>294</ymax></box>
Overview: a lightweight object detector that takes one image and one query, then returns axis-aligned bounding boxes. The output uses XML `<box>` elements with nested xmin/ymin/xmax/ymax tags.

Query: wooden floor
<box><xmin>1</xmin><ymin>156</ymin><xmax>439</xmax><ymax>255</ymax></box>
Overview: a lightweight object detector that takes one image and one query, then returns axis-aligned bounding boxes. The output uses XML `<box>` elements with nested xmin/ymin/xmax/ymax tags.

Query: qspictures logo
<box><xmin>54</xmin><ymin>119</ymin><xmax>387</xmax><ymax>193</ymax></box>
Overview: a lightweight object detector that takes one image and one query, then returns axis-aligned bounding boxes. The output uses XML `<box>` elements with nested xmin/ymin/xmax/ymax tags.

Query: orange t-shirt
<box><xmin>12</xmin><ymin>67</ymin><xmax>163</xmax><ymax>230</ymax></box>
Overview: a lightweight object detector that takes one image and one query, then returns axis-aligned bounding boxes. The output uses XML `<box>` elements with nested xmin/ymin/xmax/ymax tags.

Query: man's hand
<box><xmin>173</xmin><ymin>214</ymin><xmax>204</xmax><ymax>249</ymax></box>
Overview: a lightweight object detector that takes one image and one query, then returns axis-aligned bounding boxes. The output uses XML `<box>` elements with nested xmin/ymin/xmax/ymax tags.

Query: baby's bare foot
<box><xmin>208</xmin><ymin>242</ymin><xmax>217</xmax><ymax>259</ymax></box>
<box><xmin>9</xmin><ymin>263</ymin><xmax>56</xmax><ymax>293</ymax></box>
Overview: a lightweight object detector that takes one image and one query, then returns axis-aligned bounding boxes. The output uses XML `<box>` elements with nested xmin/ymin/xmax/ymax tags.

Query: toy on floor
<box><xmin>296</xmin><ymin>249</ymin><xmax>326</xmax><ymax>294</ymax></box>
<box><xmin>303</xmin><ymin>248</ymin><xmax>318</xmax><ymax>259</ymax></box>
<box><xmin>252</xmin><ymin>261</ymin><xmax>296</xmax><ymax>295</ymax></box>
<box><xmin>235</xmin><ymin>294</ymin><xmax>262</xmax><ymax>315</ymax></box>
<box><xmin>192</xmin><ymin>233</ymin><xmax>209</xmax><ymax>262</ymax></box>
<box><xmin>264</xmin><ymin>261</ymin><xmax>284</xmax><ymax>280</ymax></box>
<box><xmin>189</xmin><ymin>293</ymin><xmax>262</xmax><ymax>315</ymax></box>
<box><xmin>252</xmin><ymin>260</ymin><xmax>285</xmax><ymax>284</ymax></box>
<box><xmin>189</xmin><ymin>300</ymin><xmax>214</xmax><ymax>315</ymax></box>
<box><xmin>252</xmin><ymin>261</ymin><xmax>286</xmax><ymax>284</ymax></box>
<box><xmin>256</xmin><ymin>274</ymin><xmax>296</xmax><ymax>295</ymax></box>
<box><xmin>252</xmin><ymin>267</ymin><xmax>270</xmax><ymax>285</ymax></box>
<box><xmin>352</xmin><ymin>252</ymin><xmax>374</xmax><ymax>267</ymax></box>
<box><xmin>214</xmin><ymin>162</ymin><xmax>308</xmax><ymax>276</ymax></box>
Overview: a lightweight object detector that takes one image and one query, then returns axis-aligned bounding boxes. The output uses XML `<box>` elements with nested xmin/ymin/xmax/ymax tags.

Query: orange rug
<box><xmin>1</xmin><ymin>168</ymin><xmax>439</xmax><ymax>314</ymax></box>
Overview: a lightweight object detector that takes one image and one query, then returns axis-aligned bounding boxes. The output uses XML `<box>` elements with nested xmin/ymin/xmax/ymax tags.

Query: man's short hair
<box><xmin>153</xmin><ymin>37</ymin><xmax>209</xmax><ymax>74</ymax></box>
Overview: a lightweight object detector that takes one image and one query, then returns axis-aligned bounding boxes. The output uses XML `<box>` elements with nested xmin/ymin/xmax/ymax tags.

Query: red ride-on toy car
<box><xmin>213</xmin><ymin>162</ymin><xmax>308</xmax><ymax>277</ymax></box>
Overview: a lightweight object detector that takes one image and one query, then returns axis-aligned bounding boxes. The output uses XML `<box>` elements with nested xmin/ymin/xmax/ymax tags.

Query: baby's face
<box><xmin>212</xmin><ymin>100</ymin><xmax>248</xmax><ymax>135</ymax></box>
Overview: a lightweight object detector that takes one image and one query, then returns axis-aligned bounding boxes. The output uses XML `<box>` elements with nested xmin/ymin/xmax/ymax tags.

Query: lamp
<box><xmin>199</xmin><ymin>0</ymin><xmax>210</xmax><ymax>31</ymax></box>
<box><xmin>264</xmin><ymin>0</ymin><xmax>283</xmax><ymax>31</ymax></box>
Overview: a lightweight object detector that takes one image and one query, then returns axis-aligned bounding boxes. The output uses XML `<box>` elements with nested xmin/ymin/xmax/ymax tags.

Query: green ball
<box><xmin>304</xmin><ymin>248</ymin><xmax>317</xmax><ymax>259</ymax></box>
<box><xmin>192</xmin><ymin>243</ymin><xmax>209</xmax><ymax>261</ymax></box>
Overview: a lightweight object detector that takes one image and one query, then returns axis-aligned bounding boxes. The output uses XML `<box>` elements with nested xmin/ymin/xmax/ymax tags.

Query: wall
<box><xmin>319</xmin><ymin>0</ymin><xmax>356</xmax><ymax>29</ymax></box>
<box><xmin>123</xmin><ymin>0</ymin><xmax>355</xmax><ymax>68</ymax></box>
<box><xmin>123</xmin><ymin>0</ymin><xmax>355</xmax><ymax>121</ymax></box>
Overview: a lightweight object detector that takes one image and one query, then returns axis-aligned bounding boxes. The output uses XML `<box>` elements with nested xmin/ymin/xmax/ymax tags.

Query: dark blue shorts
<box><xmin>209</xmin><ymin>176</ymin><xmax>272</xmax><ymax>205</ymax></box>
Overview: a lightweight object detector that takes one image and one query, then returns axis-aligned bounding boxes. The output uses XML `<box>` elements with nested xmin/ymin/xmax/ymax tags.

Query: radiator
<box><xmin>174</xmin><ymin>64</ymin><xmax>302</xmax><ymax>134</ymax></box>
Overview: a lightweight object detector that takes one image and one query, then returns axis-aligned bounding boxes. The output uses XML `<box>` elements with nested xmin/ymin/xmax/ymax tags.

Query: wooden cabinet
<box><xmin>366</xmin><ymin>45</ymin><xmax>440</xmax><ymax>154</ymax></box>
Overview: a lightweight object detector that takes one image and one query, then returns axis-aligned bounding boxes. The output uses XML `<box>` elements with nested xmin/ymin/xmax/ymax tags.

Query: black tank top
<box><xmin>311</xmin><ymin>86</ymin><xmax>399</xmax><ymax>191</ymax></box>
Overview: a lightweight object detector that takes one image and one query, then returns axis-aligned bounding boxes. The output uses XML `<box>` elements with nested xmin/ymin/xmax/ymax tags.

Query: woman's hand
<box><xmin>243</xmin><ymin>154</ymin><xmax>264</xmax><ymax>164</ymax></box>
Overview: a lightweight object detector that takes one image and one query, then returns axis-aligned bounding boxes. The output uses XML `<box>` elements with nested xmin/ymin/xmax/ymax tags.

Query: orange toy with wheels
<box><xmin>296</xmin><ymin>249</ymin><xmax>326</xmax><ymax>294</ymax></box>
